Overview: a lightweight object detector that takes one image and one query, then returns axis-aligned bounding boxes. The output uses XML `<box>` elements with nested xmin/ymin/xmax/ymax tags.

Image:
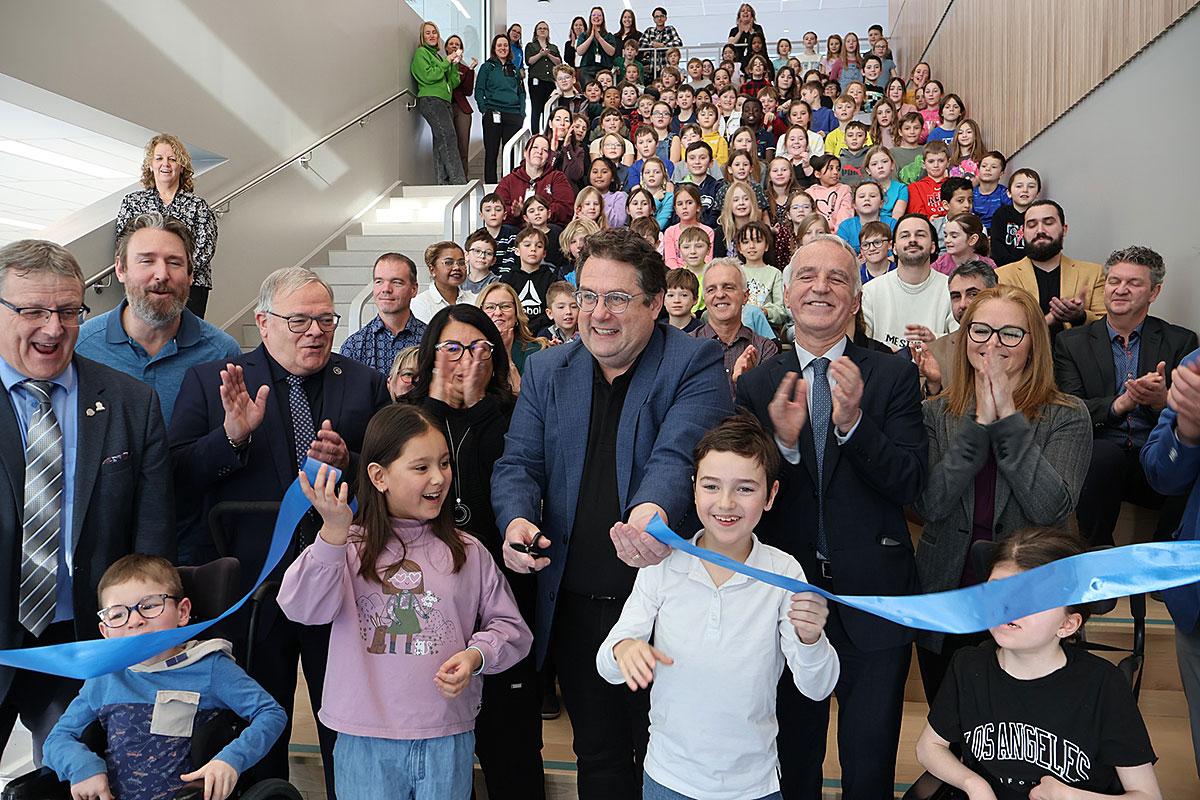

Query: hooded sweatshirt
<box><xmin>502</xmin><ymin>262</ymin><xmax>562</xmax><ymax>333</ymax></box>
<box><xmin>495</xmin><ymin>165</ymin><xmax>576</xmax><ymax>225</ymax></box>
<box><xmin>43</xmin><ymin>639</ymin><xmax>286</xmax><ymax>800</ymax></box>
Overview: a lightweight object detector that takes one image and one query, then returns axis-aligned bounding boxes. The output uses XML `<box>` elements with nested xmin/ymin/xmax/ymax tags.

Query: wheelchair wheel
<box><xmin>238</xmin><ymin>778</ymin><xmax>304</xmax><ymax>800</ymax></box>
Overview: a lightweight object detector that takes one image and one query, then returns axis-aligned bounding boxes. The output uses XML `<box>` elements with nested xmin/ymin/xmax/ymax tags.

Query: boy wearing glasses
<box><xmin>43</xmin><ymin>554</ymin><xmax>285</xmax><ymax>800</ymax></box>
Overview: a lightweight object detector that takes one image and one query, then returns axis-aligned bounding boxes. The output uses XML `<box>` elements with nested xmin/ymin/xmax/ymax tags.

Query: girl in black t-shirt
<box><xmin>916</xmin><ymin>528</ymin><xmax>1161</xmax><ymax>799</ymax></box>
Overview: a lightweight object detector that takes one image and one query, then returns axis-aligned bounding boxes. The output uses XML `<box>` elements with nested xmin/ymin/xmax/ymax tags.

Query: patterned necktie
<box><xmin>286</xmin><ymin>375</ymin><xmax>316</xmax><ymax>470</ymax></box>
<box><xmin>809</xmin><ymin>358</ymin><xmax>832</xmax><ymax>560</ymax></box>
<box><xmin>19</xmin><ymin>380</ymin><xmax>64</xmax><ymax>636</ymax></box>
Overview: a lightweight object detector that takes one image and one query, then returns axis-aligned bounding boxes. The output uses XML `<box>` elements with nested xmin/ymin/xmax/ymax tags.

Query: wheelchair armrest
<box><xmin>1</xmin><ymin>766</ymin><xmax>70</xmax><ymax>800</ymax></box>
<box><xmin>174</xmin><ymin>780</ymin><xmax>207</xmax><ymax>800</ymax></box>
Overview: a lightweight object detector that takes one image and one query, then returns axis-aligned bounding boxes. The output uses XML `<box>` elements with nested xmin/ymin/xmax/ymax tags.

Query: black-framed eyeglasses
<box><xmin>268</xmin><ymin>311</ymin><xmax>340</xmax><ymax>333</ymax></box>
<box><xmin>436</xmin><ymin>339</ymin><xmax>495</xmax><ymax>361</ymax></box>
<box><xmin>97</xmin><ymin>594</ymin><xmax>181</xmax><ymax>628</ymax></box>
<box><xmin>967</xmin><ymin>322</ymin><xmax>1027</xmax><ymax>348</ymax></box>
<box><xmin>860</xmin><ymin>239</ymin><xmax>887</xmax><ymax>251</ymax></box>
<box><xmin>574</xmin><ymin>290</ymin><xmax>646</xmax><ymax>314</ymax></box>
<box><xmin>0</xmin><ymin>298</ymin><xmax>90</xmax><ymax>327</ymax></box>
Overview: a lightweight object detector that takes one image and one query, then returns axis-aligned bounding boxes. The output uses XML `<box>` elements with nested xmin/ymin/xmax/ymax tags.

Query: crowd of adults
<box><xmin>2</xmin><ymin>5</ymin><xmax>1200</xmax><ymax>800</ymax></box>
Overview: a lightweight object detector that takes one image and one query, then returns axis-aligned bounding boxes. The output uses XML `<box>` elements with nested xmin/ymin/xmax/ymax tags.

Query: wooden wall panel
<box><xmin>886</xmin><ymin>0</ymin><xmax>1198</xmax><ymax>155</ymax></box>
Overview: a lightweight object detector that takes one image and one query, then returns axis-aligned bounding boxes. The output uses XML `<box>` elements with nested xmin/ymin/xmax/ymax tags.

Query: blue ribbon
<box><xmin>646</xmin><ymin>516</ymin><xmax>1200</xmax><ymax>633</ymax></box>
<box><xmin>0</xmin><ymin>459</ymin><xmax>338</xmax><ymax>679</ymax></box>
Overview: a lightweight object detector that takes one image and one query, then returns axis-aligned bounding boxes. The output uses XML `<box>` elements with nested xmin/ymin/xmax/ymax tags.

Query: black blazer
<box><xmin>168</xmin><ymin>345</ymin><xmax>390</xmax><ymax>583</ymax></box>
<box><xmin>1053</xmin><ymin>315</ymin><xmax>1198</xmax><ymax>433</ymax></box>
<box><xmin>735</xmin><ymin>339</ymin><xmax>928</xmax><ymax>651</ymax></box>
<box><xmin>0</xmin><ymin>356</ymin><xmax>174</xmax><ymax>699</ymax></box>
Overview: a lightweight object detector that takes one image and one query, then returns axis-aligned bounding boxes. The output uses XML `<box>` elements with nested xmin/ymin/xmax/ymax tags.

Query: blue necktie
<box><xmin>810</xmin><ymin>358</ymin><xmax>832</xmax><ymax>560</ymax></box>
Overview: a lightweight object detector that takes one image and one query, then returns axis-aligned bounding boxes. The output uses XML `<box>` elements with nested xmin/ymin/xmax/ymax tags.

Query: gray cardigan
<box><xmin>913</xmin><ymin>394</ymin><xmax>1092</xmax><ymax>652</ymax></box>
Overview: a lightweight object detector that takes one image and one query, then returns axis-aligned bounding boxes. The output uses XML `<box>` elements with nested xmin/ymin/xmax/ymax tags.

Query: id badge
<box><xmin>492</xmin><ymin>112</ymin><xmax>501</xmax><ymax>124</ymax></box>
<box><xmin>532</xmin><ymin>78</ymin><xmax>539</xmax><ymax>86</ymax></box>
<box><xmin>594</xmin><ymin>51</ymin><xmax>602</xmax><ymax>65</ymax></box>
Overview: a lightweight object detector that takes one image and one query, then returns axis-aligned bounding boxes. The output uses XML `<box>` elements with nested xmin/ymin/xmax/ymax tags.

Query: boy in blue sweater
<box><xmin>43</xmin><ymin>555</ymin><xmax>285</xmax><ymax>800</ymax></box>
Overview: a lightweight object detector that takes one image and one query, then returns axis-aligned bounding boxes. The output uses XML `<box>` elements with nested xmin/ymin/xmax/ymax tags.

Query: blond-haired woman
<box><xmin>116</xmin><ymin>133</ymin><xmax>217</xmax><ymax>316</ymax></box>
<box><xmin>411</xmin><ymin>20</ymin><xmax>467</xmax><ymax>185</ymax></box>
<box><xmin>476</xmin><ymin>282</ymin><xmax>548</xmax><ymax>393</ymax></box>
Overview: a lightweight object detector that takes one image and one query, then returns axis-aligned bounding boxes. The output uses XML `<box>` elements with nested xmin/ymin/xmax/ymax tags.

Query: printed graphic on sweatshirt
<box><xmin>964</xmin><ymin>721</ymin><xmax>1091</xmax><ymax>787</ymax></box>
<box><xmin>1004</xmin><ymin>222</ymin><xmax>1025</xmax><ymax>252</ymax></box>
<box><xmin>356</xmin><ymin>559</ymin><xmax>453</xmax><ymax>656</ymax></box>
<box><xmin>517</xmin><ymin>281</ymin><xmax>544</xmax><ymax>322</ymax></box>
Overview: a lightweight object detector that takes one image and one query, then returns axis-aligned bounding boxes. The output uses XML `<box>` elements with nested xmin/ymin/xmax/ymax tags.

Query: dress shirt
<box><xmin>777</xmin><ymin>336</ymin><xmax>862</xmax><ymax>463</ymax></box>
<box><xmin>1</xmin><ymin>357</ymin><xmax>78</xmax><ymax>622</ymax></box>
<box><xmin>1106</xmin><ymin>320</ymin><xmax>1152</xmax><ymax>447</ymax></box>
<box><xmin>690</xmin><ymin>322</ymin><xmax>779</xmax><ymax>396</ymax></box>
<box><xmin>76</xmin><ymin>300</ymin><xmax>241</xmax><ymax>425</ymax></box>
<box><xmin>338</xmin><ymin>313</ymin><xmax>427</xmax><ymax>374</ymax></box>
<box><xmin>597</xmin><ymin>532</ymin><xmax>838</xmax><ymax>799</ymax></box>
<box><xmin>410</xmin><ymin>286</ymin><xmax>476</xmax><ymax>324</ymax></box>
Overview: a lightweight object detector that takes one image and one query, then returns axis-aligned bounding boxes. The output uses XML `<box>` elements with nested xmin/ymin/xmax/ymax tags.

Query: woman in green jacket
<box><xmin>475</xmin><ymin>33</ymin><xmax>527</xmax><ymax>184</ymax></box>
<box><xmin>411</xmin><ymin>21</ymin><xmax>466</xmax><ymax>184</ymax></box>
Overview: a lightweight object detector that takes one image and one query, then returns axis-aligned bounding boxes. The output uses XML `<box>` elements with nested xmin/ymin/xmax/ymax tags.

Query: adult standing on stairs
<box><xmin>446</xmin><ymin>35</ymin><xmax>478</xmax><ymax>178</ymax></box>
<box><xmin>525</xmin><ymin>22</ymin><xmax>561</xmax><ymax>137</ymax></box>
<box><xmin>411</xmin><ymin>21</ymin><xmax>467</xmax><ymax>185</ymax></box>
<box><xmin>476</xmin><ymin>33</ymin><xmax>526</xmax><ymax>185</ymax></box>
<box><xmin>116</xmin><ymin>133</ymin><xmax>217</xmax><ymax>319</ymax></box>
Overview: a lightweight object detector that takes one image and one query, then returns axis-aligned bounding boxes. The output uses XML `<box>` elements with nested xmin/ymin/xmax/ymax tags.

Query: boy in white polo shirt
<box><xmin>597</xmin><ymin>414</ymin><xmax>840</xmax><ymax>800</ymax></box>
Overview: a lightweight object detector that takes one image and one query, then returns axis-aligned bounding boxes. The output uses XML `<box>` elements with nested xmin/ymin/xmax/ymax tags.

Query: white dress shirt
<box><xmin>597</xmin><ymin>532</ymin><xmax>839</xmax><ymax>800</ymax></box>
<box><xmin>776</xmin><ymin>335</ymin><xmax>862</xmax><ymax>464</ymax></box>
<box><xmin>410</xmin><ymin>286</ymin><xmax>476</xmax><ymax>324</ymax></box>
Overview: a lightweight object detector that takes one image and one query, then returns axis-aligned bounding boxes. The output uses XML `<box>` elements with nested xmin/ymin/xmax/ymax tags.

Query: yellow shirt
<box><xmin>700</xmin><ymin>131</ymin><xmax>729</xmax><ymax>167</ymax></box>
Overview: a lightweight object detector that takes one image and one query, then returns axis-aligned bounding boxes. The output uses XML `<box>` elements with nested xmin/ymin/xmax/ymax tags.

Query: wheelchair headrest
<box><xmin>178</xmin><ymin>557</ymin><xmax>242</xmax><ymax>624</ymax></box>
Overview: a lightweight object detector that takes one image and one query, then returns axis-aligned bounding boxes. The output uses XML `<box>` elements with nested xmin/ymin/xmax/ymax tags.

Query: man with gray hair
<box><xmin>735</xmin><ymin>233</ymin><xmax>927</xmax><ymax>800</ymax></box>
<box><xmin>689</xmin><ymin>258</ymin><xmax>780</xmax><ymax>395</ymax></box>
<box><xmin>0</xmin><ymin>239</ymin><xmax>174</xmax><ymax>762</ymax></box>
<box><xmin>169</xmin><ymin>265</ymin><xmax>389</xmax><ymax>797</ymax></box>
<box><xmin>1054</xmin><ymin>244</ymin><xmax>1198</xmax><ymax>547</ymax></box>
<box><xmin>76</xmin><ymin>212</ymin><xmax>240</xmax><ymax>425</ymax></box>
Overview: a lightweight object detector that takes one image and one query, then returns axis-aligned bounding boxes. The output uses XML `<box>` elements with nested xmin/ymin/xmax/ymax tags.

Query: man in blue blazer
<box><xmin>493</xmin><ymin>228</ymin><xmax>731</xmax><ymax>799</ymax></box>
<box><xmin>735</xmin><ymin>234</ymin><xmax>927</xmax><ymax>800</ymax></box>
<box><xmin>0</xmin><ymin>240</ymin><xmax>174</xmax><ymax>762</ymax></box>
<box><xmin>169</xmin><ymin>267</ymin><xmax>389</xmax><ymax>798</ymax></box>
<box><xmin>1142</xmin><ymin>346</ymin><xmax>1200</xmax><ymax>777</ymax></box>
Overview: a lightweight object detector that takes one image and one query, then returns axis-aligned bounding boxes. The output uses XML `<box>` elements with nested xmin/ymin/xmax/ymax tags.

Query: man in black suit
<box><xmin>169</xmin><ymin>266</ymin><xmax>390</xmax><ymax>797</ymax></box>
<box><xmin>736</xmin><ymin>234</ymin><xmax>927</xmax><ymax>800</ymax></box>
<box><xmin>1054</xmin><ymin>245</ymin><xmax>1199</xmax><ymax>546</ymax></box>
<box><xmin>0</xmin><ymin>240</ymin><xmax>174</xmax><ymax>761</ymax></box>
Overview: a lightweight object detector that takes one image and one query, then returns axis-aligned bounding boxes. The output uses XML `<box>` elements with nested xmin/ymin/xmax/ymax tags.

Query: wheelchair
<box><xmin>3</xmin><ymin>538</ymin><xmax>303</xmax><ymax>800</ymax></box>
<box><xmin>900</xmin><ymin>541</ymin><xmax>1147</xmax><ymax>800</ymax></box>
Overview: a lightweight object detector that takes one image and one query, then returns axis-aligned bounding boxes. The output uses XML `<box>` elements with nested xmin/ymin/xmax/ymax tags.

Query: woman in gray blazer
<box><xmin>914</xmin><ymin>284</ymin><xmax>1092</xmax><ymax>701</ymax></box>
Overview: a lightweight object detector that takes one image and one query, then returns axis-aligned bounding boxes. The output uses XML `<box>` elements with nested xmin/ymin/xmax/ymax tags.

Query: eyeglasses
<box><xmin>967</xmin><ymin>322</ymin><xmax>1028</xmax><ymax>348</ymax></box>
<box><xmin>467</xmin><ymin>248</ymin><xmax>495</xmax><ymax>257</ymax></box>
<box><xmin>482</xmin><ymin>301</ymin><xmax>515</xmax><ymax>314</ymax></box>
<box><xmin>394</xmin><ymin>370</ymin><xmax>416</xmax><ymax>383</ymax></box>
<box><xmin>0</xmin><ymin>298</ymin><xmax>90</xmax><ymax>327</ymax></box>
<box><xmin>574</xmin><ymin>290</ymin><xmax>646</xmax><ymax>314</ymax></box>
<box><xmin>860</xmin><ymin>239</ymin><xmax>887</xmax><ymax>251</ymax></box>
<box><xmin>436</xmin><ymin>339</ymin><xmax>495</xmax><ymax>361</ymax></box>
<box><xmin>97</xmin><ymin>593</ymin><xmax>181</xmax><ymax>628</ymax></box>
<box><xmin>268</xmin><ymin>311</ymin><xmax>341</xmax><ymax>333</ymax></box>
<box><xmin>439</xmin><ymin>258</ymin><xmax>467</xmax><ymax>267</ymax></box>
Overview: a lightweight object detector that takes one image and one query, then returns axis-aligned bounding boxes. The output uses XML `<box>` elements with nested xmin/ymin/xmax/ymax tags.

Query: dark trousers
<box><xmin>482</xmin><ymin>112</ymin><xmax>525</xmax><ymax>184</ymax></box>
<box><xmin>242</xmin><ymin>613</ymin><xmax>337</xmax><ymax>800</ymax></box>
<box><xmin>916</xmin><ymin>632</ymin><xmax>989</xmax><ymax>705</ymax></box>
<box><xmin>0</xmin><ymin>622</ymin><xmax>82</xmax><ymax>765</ymax></box>
<box><xmin>776</xmin><ymin>605</ymin><xmax>910</xmax><ymax>800</ymax></box>
<box><xmin>474</xmin><ymin>653</ymin><xmax>546</xmax><ymax>799</ymax></box>
<box><xmin>186</xmin><ymin>285</ymin><xmax>210</xmax><ymax>319</ymax></box>
<box><xmin>452</xmin><ymin>107</ymin><xmax>472</xmax><ymax>177</ymax></box>
<box><xmin>417</xmin><ymin>95</ymin><xmax>467</xmax><ymax>185</ymax></box>
<box><xmin>1077</xmin><ymin>438</ymin><xmax>1186</xmax><ymax>546</ymax></box>
<box><xmin>529</xmin><ymin>77</ymin><xmax>554</xmax><ymax>132</ymax></box>
<box><xmin>552</xmin><ymin>590</ymin><xmax>650</xmax><ymax>800</ymax></box>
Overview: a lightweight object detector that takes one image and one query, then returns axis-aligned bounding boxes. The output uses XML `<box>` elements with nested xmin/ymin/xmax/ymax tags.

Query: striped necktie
<box><xmin>19</xmin><ymin>379</ymin><xmax>64</xmax><ymax>636</ymax></box>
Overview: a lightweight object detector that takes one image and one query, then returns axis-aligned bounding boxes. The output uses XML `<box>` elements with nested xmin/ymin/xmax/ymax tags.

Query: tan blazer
<box><xmin>996</xmin><ymin>254</ymin><xmax>1106</xmax><ymax>329</ymax></box>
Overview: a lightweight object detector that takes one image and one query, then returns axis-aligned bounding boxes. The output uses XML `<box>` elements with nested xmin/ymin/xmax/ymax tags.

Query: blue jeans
<box><xmin>643</xmin><ymin>771</ymin><xmax>783</xmax><ymax>800</ymax></box>
<box><xmin>334</xmin><ymin>730</ymin><xmax>475</xmax><ymax>800</ymax></box>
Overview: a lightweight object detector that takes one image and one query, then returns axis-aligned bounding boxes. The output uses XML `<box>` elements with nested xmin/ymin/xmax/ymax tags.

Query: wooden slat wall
<box><xmin>886</xmin><ymin>0</ymin><xmax>1199</xmax><ymax>156</ymax></box>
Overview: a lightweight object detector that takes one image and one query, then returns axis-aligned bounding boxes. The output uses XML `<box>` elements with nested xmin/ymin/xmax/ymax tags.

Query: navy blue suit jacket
<box><xmin>168</xmin><ymin>345</ymin><xmax>390</xmax><ymax>580</ymax></box>
<box><xmin>492</xmin><ymin>324</ymin><xmax>732</xmax><ymax>664</ymax></box>
<box><xmin>735</xmin><ymin>339</ymin><xmax>927</xmax><ymax>651</ymax></box>
<box><xmin>1142</xmin><ymin>347</ymin><xmax>1200</xmax><ymax>633</ymax></box>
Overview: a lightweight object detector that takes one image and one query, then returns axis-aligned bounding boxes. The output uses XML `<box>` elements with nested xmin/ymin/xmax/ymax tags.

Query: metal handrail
<box><xmin>348</xmin><ymin>178</ymin><xmax>484</xmax><ymax>331</ymax></box>
<box><xmin>501</xmin><ymin>127</ymin><xmax>531</xmax><ymax>178</ymax></box>
<box><xmin>84</xmin><ymin>88</ymin><xmax>419</xmax><ymax>291</ymax></box>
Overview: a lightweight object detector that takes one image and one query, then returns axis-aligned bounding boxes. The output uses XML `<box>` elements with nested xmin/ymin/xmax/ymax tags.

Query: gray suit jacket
<box><xmin>0</xmin><ymin>356</ymin><xmax>174</xmax><ymax>699</ymax></box>
<box><xmin>914</xmin><ymin>394</ymin><xmax>1091</xmax><ymax>652</ymax></box>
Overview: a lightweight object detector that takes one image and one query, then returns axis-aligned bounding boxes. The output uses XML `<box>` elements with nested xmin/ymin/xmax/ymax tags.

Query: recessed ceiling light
<box><xmin>0</xmin><ymin>140</ymin><xmax>130</xmax><ymax>180</ymax></box>
<box><xmin>0</xmin><ymin>216</ymin><xmax>44</xmax><ymax>231</ymax></box>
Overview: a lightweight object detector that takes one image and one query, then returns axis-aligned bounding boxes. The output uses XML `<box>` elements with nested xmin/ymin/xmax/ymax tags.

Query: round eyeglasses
<box><xmin>967</xmin><ymin>322</ymin><xmax>1027</xmax><ymax>348</ymax></box>
<box><xmin>97</xmin><ymin>594</ymin><xmax>181</xmax><ymax>628</ymax></box>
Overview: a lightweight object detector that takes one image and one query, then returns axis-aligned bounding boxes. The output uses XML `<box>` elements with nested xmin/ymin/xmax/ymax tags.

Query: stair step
<box><xmin>400</xmin><ymin>185</ymin><xmax>465</xmax><ymax>198</ymax></box>
<box><xmin>345</xmin><ymin>233</ymin><xmax>439</xmax><ymax>251</ymax></box>
<box><xmin>328</xmin><ymin>250</ymin><xmax>388</xmax><ymax>267</ymax></box>
<box><xmin>315</xmin><ymin>265</ymin><xmax>374</xmax><ymax>285</ymax></box>
<box><xmin>360</xmin><ymin>222</ymin><xmax>447</xmax><ymax>236</ymax></box>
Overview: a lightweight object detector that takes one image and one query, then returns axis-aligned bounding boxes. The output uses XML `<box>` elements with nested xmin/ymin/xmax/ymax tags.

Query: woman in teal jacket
<box><xmin>411</xmin><ymin>21</ymin><xmax>466</xmax><ymax>184</ymax></box>
<box><xmin>475</xmin><ymin>33</ymin><xmax>526</xmax><ymax>184</ymax></box>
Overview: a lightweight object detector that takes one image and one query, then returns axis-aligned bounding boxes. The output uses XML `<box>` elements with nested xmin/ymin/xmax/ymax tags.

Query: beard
<box><xmin>897</xmin><ymin>246</ymin><xmax>930</xmax><ymax>268</ymax></box>
<box><xmin>129</xmin><ymin>284</ymin><xmax>187</xmax><ymax>327</ymax></box>
<box><xmin>1026</xmin><ymin>233</ymin><xmax>1064</xmax><ymax>262</ymax></box>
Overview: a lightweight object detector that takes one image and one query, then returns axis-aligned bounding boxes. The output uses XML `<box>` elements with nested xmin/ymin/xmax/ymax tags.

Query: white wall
<box><xmin>0</xmin><ymin>0</ymin><xmax>434</xmax><ymax>324</ymax></box>
<box><xmin>1011</xmin><ymin>7</ymin><xmax>1200</xmax><ymax>332</ymax></box>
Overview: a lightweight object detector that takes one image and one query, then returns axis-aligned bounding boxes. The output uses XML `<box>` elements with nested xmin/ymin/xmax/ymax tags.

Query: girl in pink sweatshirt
<box><xmin>805</xmin><ymin>154</ymin><xmax>854</xmax><ymax>230</ymax></box>
<box><xmin>278</xmin><ymin>404</ymin><xmax>531</xmax><ymax>800</ymax></box>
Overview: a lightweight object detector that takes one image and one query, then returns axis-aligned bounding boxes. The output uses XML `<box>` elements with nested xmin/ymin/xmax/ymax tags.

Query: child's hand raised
<box><xmin>435</xmin><ymin>648</ymin><xmax>483</xmax><ymax>698</ymax></box>
<box><xmin>70</xmin><ymin>773</ymin><xmax>114</xmax><ymax>800</ymax></box>
<box><xmin>179</xmin><ymin>758</ymin><xmax>239</xmax><ymax>800</ymax></box>
<box><xmin>613</xmin><ymin>638</ymin><xmax>673</xmax><ymax>691</ymax></box>
<box><xmin>298</xmin><ymin>463</ymin><xmax>352</xmax><ymax>546</ymax></box>
<box><xmin>788</xmin><ymin>592</ymin><xmax>829</xmax><ymax>644</ymax></box>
